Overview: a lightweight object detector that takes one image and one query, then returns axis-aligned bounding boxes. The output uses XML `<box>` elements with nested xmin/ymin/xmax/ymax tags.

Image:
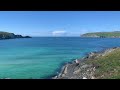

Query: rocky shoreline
<box><xmin>52</xmin><ymin>47</ymin><xmax>119</xmax><ymax>79</ymax></box>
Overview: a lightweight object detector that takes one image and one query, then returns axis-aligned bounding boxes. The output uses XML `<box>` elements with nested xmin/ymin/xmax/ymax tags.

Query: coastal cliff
<box><xmin>53</xmin><ymin>47</ymin><xmax>120</xmax><ymax>79</ymax></box>
<box><xmin>80</xmin><ymin>31</ymin><xmax>120</xmax><ymax>38</ymax></box>
<box><xmin>0</xmin><ymin>31</ymin><xmax>31</xmax><ymax>40</ymax></box>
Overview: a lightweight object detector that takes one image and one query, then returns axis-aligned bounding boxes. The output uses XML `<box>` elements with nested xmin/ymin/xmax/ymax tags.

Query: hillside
<box><xmin>0</xmin><ymin>31</ymin><xmax>31</xmax><ymax>39</ymax></box>
<box><xmin>86</xmin><ymin>47</ymin><xmax>120</xmax><ymax>79</ymax></box>
<box><xmin>53</xmin><ymin>47</ymin><xmax>120</xmax><ymax>79</ymax></box>
<box><xmin>81</xmin><ymin>31</ymin><xmax>120</xmax><ymax>38</ymax></box>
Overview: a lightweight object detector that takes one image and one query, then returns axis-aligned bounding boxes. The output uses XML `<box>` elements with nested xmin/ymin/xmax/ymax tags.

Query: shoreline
<box><xmin>52</xmin><ymin>47</ymin><xmax>119</xmax><ymax>79</ymax></box>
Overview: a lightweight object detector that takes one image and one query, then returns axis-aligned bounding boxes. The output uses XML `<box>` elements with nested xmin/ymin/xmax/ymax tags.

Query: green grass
<box><xmin>0</xmin><ymin>31</ymin><xmax>31</xmax><ymax>39</ymax></box>
<box><xmin>0</xmin><ymin>31</ymin><xmax>15</xmax><ymax>39</ymax></box>
<box><xmin>86</xmin><ymin>48</ymin><xmax>120</xmax><ymax>79</ymax></box>
<box><xmin>81</xmin><ymin>32</ymin><xmax>120</xmax><ymax>37</ymax></box>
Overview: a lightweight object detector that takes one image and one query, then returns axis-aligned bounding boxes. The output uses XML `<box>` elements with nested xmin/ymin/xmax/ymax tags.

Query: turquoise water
<box><xmin>0</xmin><ymin>37</ymin><xmax>120</xmax><ymax>79</ymax></box>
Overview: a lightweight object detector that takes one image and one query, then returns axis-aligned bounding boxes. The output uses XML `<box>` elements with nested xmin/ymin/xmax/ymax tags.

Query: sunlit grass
<box><xmin>86</xmin><ymin>48</ymin><xmax>120</xmax><ymax>79</ymax></box>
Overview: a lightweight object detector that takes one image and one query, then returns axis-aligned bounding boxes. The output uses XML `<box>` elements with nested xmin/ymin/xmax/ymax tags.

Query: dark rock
<box><xmin>23</xmin><ymin>36</ymin><xmax>31</xmax><ymax>38</ymax></box>
<box><xmin>15</xmin><ymin>35</ymin><xmax>23</xmax><ymax>38</ymax></box>
<box><xmin>0</xmin><ymin>31</ymin><xmax>32</xmax><ymax>40</ymax></box>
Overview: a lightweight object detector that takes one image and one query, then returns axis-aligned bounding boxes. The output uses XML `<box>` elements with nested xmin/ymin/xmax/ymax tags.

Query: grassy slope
<box><xmin>0</xmin><ymin>31</ymin><xmax>31</xmax><ymax>39</ymax></box>
<box><xmin>0</xmin><ymin>31</ymin><xmax>14</xmax><ymax>39</ymax></box>
<box><xmin>86</xmin><ymin>48</ymin><xmax>120</xmax><ymax>79</ymax></box>
<box><xmin>81</xmin><ymin>32</ymin><xmax>120</xmax><ymax>37</ymax></box>
<box><xmin>0</xmin><ymin>31</ymin><xmax>12</xmax><ymax>36</ymax></box>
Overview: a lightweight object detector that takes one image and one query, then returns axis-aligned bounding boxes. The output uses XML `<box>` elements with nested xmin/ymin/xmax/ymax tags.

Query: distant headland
<box><xmin>80</xmin><ymin>31</ymin><xmax>120</xmax><ymax>38</ymax></box>
<box><xmin>0</xmin><ymin>31</ymin><xmax>31</xmax><ymax>40</ymax></box>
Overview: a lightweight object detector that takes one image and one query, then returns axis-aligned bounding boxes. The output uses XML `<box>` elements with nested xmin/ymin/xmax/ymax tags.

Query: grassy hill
<box><xmin>81</xmin><ymin>31</ymin><xmax>120</xmax><ymax>38</ymax></box>
<box><xmin>0</xmin><ymin>31</ymin><xmax>31</xmax><ymax>39</ymax></box>
<box><xmin>0</xmin><ymin>31</ymin><xmax>15</xmax><ymax>39</ymax></box>
<box><xmin>86</xmin><ymin>47</ymin><xmax>120</xmax><ymax>79</ymax></box>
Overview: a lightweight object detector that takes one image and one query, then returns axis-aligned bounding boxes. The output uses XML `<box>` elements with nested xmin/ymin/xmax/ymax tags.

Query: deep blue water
<box><xmin>0</xmin><ymin>37</ymin><xmax>120</xmax><ymax>79</ymax></box>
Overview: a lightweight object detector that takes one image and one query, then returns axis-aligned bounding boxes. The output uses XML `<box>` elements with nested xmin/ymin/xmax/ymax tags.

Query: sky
<box><xmin>0</xmin><ymin>11</ymin><xmax>120</xmax><ymax>36</ymax></box>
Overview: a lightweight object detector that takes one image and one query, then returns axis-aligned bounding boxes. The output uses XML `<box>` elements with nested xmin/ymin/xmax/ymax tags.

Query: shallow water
<box><xmin>0</xmin><ymin>37</ymin><xmax>120</xmax><ymax>79</ymax></box>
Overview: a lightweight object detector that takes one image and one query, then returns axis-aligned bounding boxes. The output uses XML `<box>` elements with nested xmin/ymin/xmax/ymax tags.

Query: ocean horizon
<box><xmin>0</xmin><ymin>37</ymin><xmax>120</xmax><ymax>79</ymax></box>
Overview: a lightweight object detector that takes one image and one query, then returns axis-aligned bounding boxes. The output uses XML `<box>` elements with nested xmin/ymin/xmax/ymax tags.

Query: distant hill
<box><xmin>80</xmin><ymin>31</ymin><xmax>120</xmax><ymax>38</ymax></box>
<box><xmin>0</xmin><ymin>31</ymin><xmax>31</xmax><ymax>40</ymax></box>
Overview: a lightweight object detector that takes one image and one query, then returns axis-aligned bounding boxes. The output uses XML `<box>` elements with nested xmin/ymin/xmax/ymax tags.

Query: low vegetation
<box><xmin>81</xmin><ymin>31</ymin><xmax>120</xmax><ymax>38</ymax></box>
<box><xmin>86</xmin><ymin>48</ymin><xmax>120</xmax><ymax>79</ymax></box>
<box><xmin>0</xmin><ymin>31</ymin><xmax>31</xmax><ymax>39</ymax></box>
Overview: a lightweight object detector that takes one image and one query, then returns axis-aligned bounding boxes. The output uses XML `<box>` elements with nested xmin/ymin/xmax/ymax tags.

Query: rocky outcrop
<box><xmin>14</xmin><ymin>35</ymin><xmax>23</xmax><ymax>38</ymax></box>
<box><xmin>0</xmin><ymin>31</ymin><xmax>31</xmax><ymax>40</ymax></box>
<box><xmin>23</xmin><ymin>36</ymin><xmax>31</xmax><ymax>38</ymax></box>
<box><xmin>53</xmin><ymin>61</ymin><xmax>96</xmax><ymax>79</ymax></box>
<box><xmin>53</xmin><ymin>47</ymin><xmax>119</xmax><ymax>79</ymax></box>
<box><xmin>15</xmin><ymin>35</ymin><xmax>31</xmax><ymax>38</ymax></box>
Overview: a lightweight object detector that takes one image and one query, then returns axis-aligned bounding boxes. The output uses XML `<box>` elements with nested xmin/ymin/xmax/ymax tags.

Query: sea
<box><xmin>0</xmin><ymin>37</ymin><xmax>120</xmax><ymax>79</ymax></box>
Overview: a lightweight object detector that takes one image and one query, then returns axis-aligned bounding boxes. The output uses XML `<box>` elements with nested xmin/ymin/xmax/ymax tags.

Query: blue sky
<box><xmin>0</xmin><ymin>11</ymin><xmax>120</xmax><ymax>36</ymax></box>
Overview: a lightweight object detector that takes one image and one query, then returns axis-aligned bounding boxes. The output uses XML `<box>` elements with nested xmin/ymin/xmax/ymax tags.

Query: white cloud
<box><xmin>79</xmin><ymin>29</ymin><xmax>90</xmax><ymax>35</ymax></box>
<box><xmin>52</xmin><ymin>30</ymin><xmax>67</xmax><ymax>36</ymax></box>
